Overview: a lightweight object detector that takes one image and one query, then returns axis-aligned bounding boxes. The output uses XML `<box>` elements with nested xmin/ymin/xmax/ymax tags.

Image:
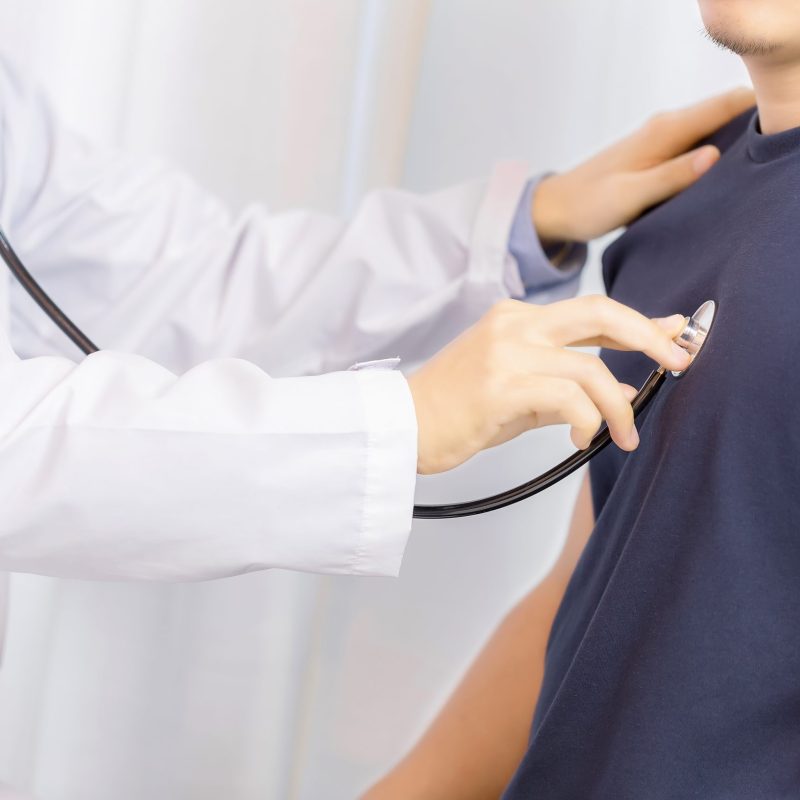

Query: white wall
<box><xmin>0</xmin><ymin>1</ymin><xmax>747</xmax><ymax>798</ymax></box>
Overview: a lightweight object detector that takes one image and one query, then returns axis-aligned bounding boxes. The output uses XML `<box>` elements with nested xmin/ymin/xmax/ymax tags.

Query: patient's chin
<box><xmin>704</xmin><ymin>24</ymin><xmax>785</xmax><ymax>58</ymax></box>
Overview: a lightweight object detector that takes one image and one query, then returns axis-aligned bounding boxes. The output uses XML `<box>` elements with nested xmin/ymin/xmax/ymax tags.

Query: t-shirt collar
<box><xmin>747</xmin><ymin>110</ymin><xmax>800</xmax><ymax>163</ymax></box>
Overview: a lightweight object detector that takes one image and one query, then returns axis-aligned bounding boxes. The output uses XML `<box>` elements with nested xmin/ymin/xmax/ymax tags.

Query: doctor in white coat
<box><xmin>0</xmin><ymin>60</ymin><xmax>752</xmax><ymax>588</ymax></box>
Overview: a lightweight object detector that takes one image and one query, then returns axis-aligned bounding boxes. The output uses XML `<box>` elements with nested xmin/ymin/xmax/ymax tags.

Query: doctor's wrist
<box><xmin>531</xmin><ymin>173</ymin><xmax>581</xmax><ymax>246</ymax></box>
<box><xmin>531</xmin><ymin>174</ymin><xmax>591</xmax><ymax>248</ymax></box>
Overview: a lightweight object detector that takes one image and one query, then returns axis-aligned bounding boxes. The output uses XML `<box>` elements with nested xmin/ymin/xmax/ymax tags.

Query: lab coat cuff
<box><xmin>351</xmin><ymin>368</ymin><xmax>417</xmax><ymax>577</ymax></box>
<box><xmin>469</xmin><ymin>160</ymin><xmax>532</xmax><ymax>294</ymax></box>
<box><xmin>507</xmin><ymin>176</ymin><xmax>587</xmax><ymax>301</ymax></box>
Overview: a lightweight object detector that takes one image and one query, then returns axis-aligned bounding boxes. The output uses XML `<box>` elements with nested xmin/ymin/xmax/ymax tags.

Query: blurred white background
<box><xmin>0</xmin><ymin>1</ymin><xmax>746</xmax><ymax>798</ymax></box>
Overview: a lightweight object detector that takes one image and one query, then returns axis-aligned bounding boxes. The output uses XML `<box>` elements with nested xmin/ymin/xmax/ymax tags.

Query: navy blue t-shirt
<box><xmin>503</xmin><ymin>110</ymin><xmax>800</xmax><ymax>799</ymax></box>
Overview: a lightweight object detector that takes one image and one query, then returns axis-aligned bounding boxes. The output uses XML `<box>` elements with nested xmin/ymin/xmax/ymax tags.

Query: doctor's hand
<box><xmin>532</xmin><ymin>87</ymin><xmax>755</xmax><ymax>244</ymax></box>
<box><xmin>408</xmin><ymin>296</ymin><xmax>689</xmax><ymax>475</ymax></box>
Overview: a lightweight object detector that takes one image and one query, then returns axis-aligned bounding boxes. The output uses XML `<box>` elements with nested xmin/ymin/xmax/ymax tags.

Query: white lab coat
<box><xmin>0</xmin><ymin>57</ymin><xmax>541</xmax><ymax>601</ymax></box>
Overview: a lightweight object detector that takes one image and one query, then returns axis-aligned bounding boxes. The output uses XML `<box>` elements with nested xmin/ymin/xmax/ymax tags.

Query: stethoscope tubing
<box><xmin>0</xmin><ymin>227</ymin><xmax>99</xmax><ymax>356</ymax></box>
<box><xmin>412</xmin><ymin>366</ymin><xmax>668</xmax><ymax>519</ymax></box>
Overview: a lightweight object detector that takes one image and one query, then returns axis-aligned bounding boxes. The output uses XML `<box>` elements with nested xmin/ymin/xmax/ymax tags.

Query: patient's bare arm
<box><xmin>364</xmin><ymin>475</ymin><xmax>595</xmax><ymax>800</ymax></box>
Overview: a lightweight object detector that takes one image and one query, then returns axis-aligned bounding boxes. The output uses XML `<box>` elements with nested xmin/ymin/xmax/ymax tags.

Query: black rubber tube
<box><xmin>0</xmin><ymin>227</ymin><xmax>99</xmax><ymax>356</ymax></box>
<box><xmin>412</xmin><ymin>367</ymin><xmax>667</xmax><ymax>519</ymax></box>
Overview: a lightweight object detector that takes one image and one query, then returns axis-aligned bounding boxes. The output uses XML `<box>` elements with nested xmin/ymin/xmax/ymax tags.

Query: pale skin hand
<box><xmin>408</xmin><ymin>296</ymin><xmax>689</xmax><ymax>475</ymax></box>
<box><xmin>533</xmin><ymin>87</ymin><xmax>756</xmax><ymax>243</ymax></box>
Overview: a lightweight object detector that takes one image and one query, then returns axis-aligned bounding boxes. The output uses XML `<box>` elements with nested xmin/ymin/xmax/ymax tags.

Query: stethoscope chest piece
<box><xmin>671</xmin><ymin>300</ymin><xmax>716</xmax><ymax>378</ymax></box>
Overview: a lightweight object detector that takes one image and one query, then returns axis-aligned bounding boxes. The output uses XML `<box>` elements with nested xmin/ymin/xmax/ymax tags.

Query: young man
<box><xmin>368</xmin><ymin>1</ymin><xmax>800</xmax><ymax>797</ymax></box>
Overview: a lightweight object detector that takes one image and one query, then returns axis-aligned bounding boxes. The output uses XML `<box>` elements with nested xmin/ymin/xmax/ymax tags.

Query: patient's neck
<box><xmin>746</xmin><ymin>57</ymin><xmax>800</xmax><ymax>134</ymax></box>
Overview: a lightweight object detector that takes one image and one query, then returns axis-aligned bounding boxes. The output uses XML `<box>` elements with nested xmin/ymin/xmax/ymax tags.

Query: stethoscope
<box><xmin>0</xmin><ymin>225</ymin><xmax>716</xmax><ymax>521</ymax></box>
<box><xmin>414</xmin><ymin>300</ymin><xmax>716</xmax><ymax>519</ymax></box>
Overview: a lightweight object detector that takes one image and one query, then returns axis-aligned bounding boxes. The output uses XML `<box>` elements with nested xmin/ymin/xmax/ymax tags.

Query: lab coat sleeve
<box><xmin>0</xmin><ymin>59</ymin><xmax>531</xmax><ymax>376</ymax></box>
<box><xmin>0</xmin><ymin>343</ymin><xmax>417</xmax><ymax>580</ymax></box>
<box><xmin>0</xmin><ymin>60</ymin><xmax>526</xmax><ymax>581</ymax></box>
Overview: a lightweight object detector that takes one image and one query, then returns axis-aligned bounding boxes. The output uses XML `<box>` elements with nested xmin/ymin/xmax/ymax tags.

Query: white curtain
<box><xmin>0</xmin><ymin>1</ymin><xmax>746</xmax><ymax>798</ymax></box>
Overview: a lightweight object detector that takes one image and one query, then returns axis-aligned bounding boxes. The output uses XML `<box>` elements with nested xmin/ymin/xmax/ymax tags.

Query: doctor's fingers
<box><xmin>537</xmin><ymin>296</ymin><xmax>690</xmax><ymax>371</ymax></box>
<box><xmin>622</xmin><ymin>145</ymin><xmax>720</xmax><ymax>217</ymax></box>
<box><xmin>512</xmin><ymin>377</ymin><xmax>604</xmax><ymax>451</ymax></box>
<box><xmin>523</xmin><ymin>348</ymin><xmax>639</xmax><ymax>450</ymax></box>
<box><xmin>631</xmin><ymin>87</ymin><xmax>755</xmax><ymax>160</ymax></box>
<box><xmin>487</xmin><ymin>382</ymin><xmax>637</xmax><ymax>451</ymax></box>
<box><xmin>599</xmin><ymin>87</ymin><xmax>755</xmax><ymax>171</ymax></box>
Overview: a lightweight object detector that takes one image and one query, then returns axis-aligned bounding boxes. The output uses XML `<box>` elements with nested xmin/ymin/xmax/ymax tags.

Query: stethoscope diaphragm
<box><xmin>671</xmin><ymin>300</ymin><xmax>716</xmax><ymax>378</ymax></box>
